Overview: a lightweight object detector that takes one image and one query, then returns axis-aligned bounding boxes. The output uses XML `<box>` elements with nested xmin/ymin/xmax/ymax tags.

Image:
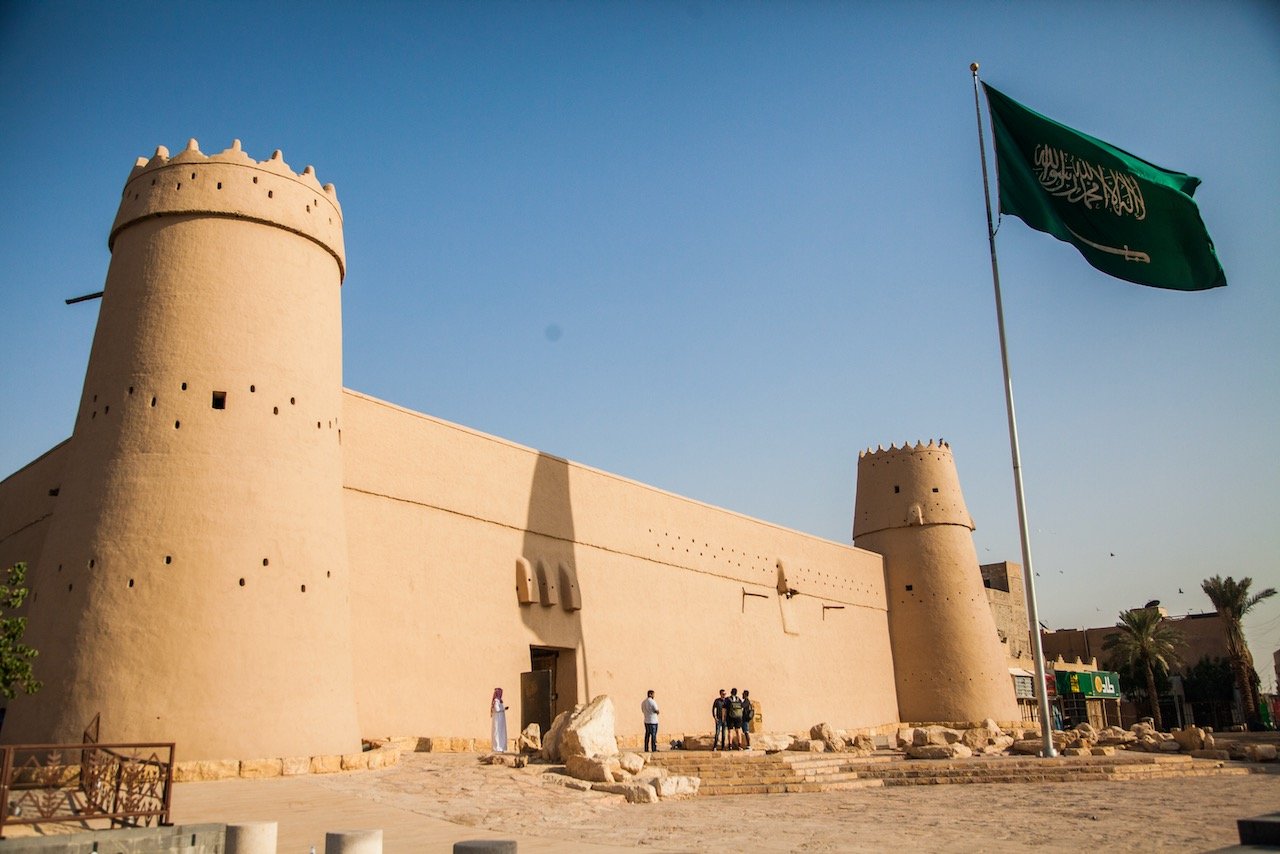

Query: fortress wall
<box><xmin>0</xmin><ymin>441</ymin><xmax>68</xmax><ymax>585</ymax></box>
<box><xmin>341</xmin><ymin>390</ymin><xmax>900</xmax><ymax>741</ymax></box>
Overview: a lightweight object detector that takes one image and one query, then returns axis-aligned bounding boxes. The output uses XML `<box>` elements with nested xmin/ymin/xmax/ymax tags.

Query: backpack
<box><xmin>726</xmin><ymin>696</ymin><xmax>744</xmax><ymax>722</ymax></box>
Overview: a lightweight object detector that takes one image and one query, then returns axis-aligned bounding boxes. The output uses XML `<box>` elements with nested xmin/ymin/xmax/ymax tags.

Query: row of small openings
<box><xmin>60</xmin><ymin>557</ymin><xmax>333</xmax><ymax>593</ymax></box>
<box><xmin>646</xmin><ymin>529</ymin><xmax>769</xmax><ymax>566</ymax></box>
<box><xmin>646</xmin><ymin>529</ymin><xmax>861</xmax><ymax>593</ymax></box>
<box><xmin>892</xmin><ymin>486</ymin><xmax>941</xmax><ymax>493</ymax></box>
<box><xmin>94</xmin><ymin>383</ymin><xmax>303</xmax><ymax>401</ymax></box>
<box><xmin>791</xmin><ymin>566</ymin><xmax>855</xmax><ymax>591</ymax></box>
<box><xmin>131</xmin><ymin>173</ymin><xmax>333</xmax><ymax>225</ymax></box>
<box><xmin>89</xmin><ymin>384</ymin><xmax>339</xmax><ymax>427</ymax></box>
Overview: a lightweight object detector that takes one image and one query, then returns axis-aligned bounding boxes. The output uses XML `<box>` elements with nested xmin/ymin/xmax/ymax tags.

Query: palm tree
<box><xmin>1201</xmin><ymin>575</ymin><xmax>1277</xmax><ymax>729</ymax></box>
<box><xmin>1103</xmin><ymin>607</ymin><xmax>1183</xmax><ymax>730</ymax></box>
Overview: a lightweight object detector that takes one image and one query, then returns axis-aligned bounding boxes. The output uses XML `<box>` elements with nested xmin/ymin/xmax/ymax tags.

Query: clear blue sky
<box><xmin>2</xmin><ymin>1</ymin><xmax>1277</xmax><ymax>686</ymax></box>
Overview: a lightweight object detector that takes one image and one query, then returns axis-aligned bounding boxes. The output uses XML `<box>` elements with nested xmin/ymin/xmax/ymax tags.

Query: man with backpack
<box><xmin>725</xmin><ymin>688</ymin><xmax>745</xmax><ymax>749</ymax></box>
<box><xmin>712</xmin><ymin>689</ymin><xmax>728</xmax><ymax>750</ymax></box>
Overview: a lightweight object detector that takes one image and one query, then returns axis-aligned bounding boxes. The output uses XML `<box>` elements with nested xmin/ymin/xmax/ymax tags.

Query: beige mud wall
<box><xmin>0</xmin><ymin>442</ymin><xmax>67</xmax><ymax>716</ymax></box>
<box><xmin>342</xmin><ymin>390</ymin><xmax>900</xmax><ymax>743</ymax></box>
<box><xmin>0</xmin><ymin>442</ymin><xmax>67</xmax><ymax>576</ymax></box>
<box><xmin>1</xmin><ymin>142</ymin><xmax>362</xmax><ymax>760</ymax></box>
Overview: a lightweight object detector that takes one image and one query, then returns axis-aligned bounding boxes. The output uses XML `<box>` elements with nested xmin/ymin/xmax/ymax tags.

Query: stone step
<box><xmin>794</xmin><ymin>770</ymin><xmax>867</xmax><ymax>784</ymax></box>
<box><xmin>649</xmin><ymin>749</ymin><xmax>1249</xmax><ymax>795</ymax></box>
<box><xmin>777</xmin><ymin>752</ymin><xmax>897</xmax><ymax>766</ymax></box>
<box><xmin>858</xmin><ymin>759</ymin><xmax>1249</xmax><ymax>787</ymax></box>
<box><xmin>699</xmin><ymin>778</ymin><xmax>884</xmax><ymax>796</ymax></box>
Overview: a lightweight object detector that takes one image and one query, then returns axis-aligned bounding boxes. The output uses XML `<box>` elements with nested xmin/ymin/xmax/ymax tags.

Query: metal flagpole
<box><xmin>969</xmin><ymin>62</ymin><xmax>1057</xmax><ymax>758</ymax></box>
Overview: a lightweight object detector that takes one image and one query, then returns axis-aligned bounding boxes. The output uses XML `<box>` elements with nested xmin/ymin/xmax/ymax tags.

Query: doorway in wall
<box><xmin>522</xmin><ymin>646</ymin><xmax>577</xmax><ymax>735</ymax></box>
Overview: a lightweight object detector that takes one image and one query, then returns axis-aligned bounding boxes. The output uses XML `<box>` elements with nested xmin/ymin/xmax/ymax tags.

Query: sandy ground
<box><xmin>165</xmin><ymin>752</ymin><xmax>1280</xmax><ymax>853</ymax></box>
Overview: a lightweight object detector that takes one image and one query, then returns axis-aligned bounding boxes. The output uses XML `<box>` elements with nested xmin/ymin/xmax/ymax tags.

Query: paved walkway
<box><xmin>169</xmin><ymin>751</ymin><xmax>1278</xmax><ymax>852</ymax></box>
<box><xmin>173</xmin><ymin>755</ymin><xmax>630</xmax><ymax>852</ymax></box>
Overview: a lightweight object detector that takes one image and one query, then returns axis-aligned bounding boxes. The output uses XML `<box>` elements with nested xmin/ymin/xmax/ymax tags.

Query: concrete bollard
<box><xmin>325</xmin><ymin>829</ymin><xmax>383</xmax><ymax>854</ymax></box>
<box><xmin>453</xmin><ymin>842</ymin><xmax>517</xmax><ymax>853</ymax></box>
<box><xmin>226</xmin><ymin>821</ymin><xmax>278</xmax><ymax>854</ymax></box>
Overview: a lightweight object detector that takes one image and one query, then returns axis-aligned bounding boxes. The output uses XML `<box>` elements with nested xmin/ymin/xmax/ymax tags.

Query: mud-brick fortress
<box><xmin>0</xmin><ymin>140</ymin><xmax>1021</xmax><ymax>763</ymax></box>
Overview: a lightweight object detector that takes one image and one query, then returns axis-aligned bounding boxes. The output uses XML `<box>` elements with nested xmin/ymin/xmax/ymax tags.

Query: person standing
<box><xmin>490</xmin><ymin>687</ymin><xmax>509</xmax><ymax>752</ymax></box>
<box><xmin>725</xmin><ymin>688</ymin><xmax>745</xmax><ymax>749</ymax></box>
<box><xmin>741</xmin><ymin>689</ymin><xmax>754</xmax><ymax>749</ymax></box>
<box><xmin>641</xmin><ymin>689</ymin><xmax>661</xmax><ymax>753</ymax></box>
<box><xmin>712</xmin><ymin>689</ymin><xmax>727</xmax><ymax>750</ymax></box>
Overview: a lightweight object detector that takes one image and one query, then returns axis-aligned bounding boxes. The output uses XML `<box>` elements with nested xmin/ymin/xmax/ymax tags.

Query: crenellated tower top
<box><xmin>110</xmin><ymin>138</ymin><xmax>346</xmax><ymax>280</ymax></box>
<box><xmin>852</xmin><ymin>438</ymin><xmax>974</xmax><ymax>540</ymax></box>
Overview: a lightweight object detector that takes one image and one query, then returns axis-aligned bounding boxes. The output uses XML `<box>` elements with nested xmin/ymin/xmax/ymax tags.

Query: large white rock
<box><xmin>592</xmin><ymin>781</ymin><xmax>659</xmax><ymax>803</ymax></box>
<box><xmin>907</xmin><ymin>743</ymin><xmax>972</xmax><ymax>760</ymax></box>
<box><xmin>541</xmin><ymin>709</ymin><xmax>576</xmax><ymax>761</ymax></box>
<box><xmin>788</xmin><ymin>738</ymin><xmax>826</xmax><ymax>752</ymax></box>
<box><xmin>959</xmin><ymin>719</ymin><xmax>1004</xmax><ymax>749</ymax></box>
<box><xmin>560</xmin><ymin>695</ymin><xmax>619</xmax><ymax>760</ymax></box>
<box><xmin>517</xmin><ymin>723</ymin><xmax>542</xmax><ymax>753</ymax></box>
<box><xmin>1010</xmin><ymin>739</ymin><xmax>1044</xmax><ymax>755</ymax></box>
<box><xmin>754</xmin><ymin>733</ymin><xmax>794</xmax><ymax>752</ymax></box>
<box><xmin>564</xmin><ymin>753</ymin><xmax>623</xmax><ymax>783</ymax></box>
<box><xmin>1170</xmin><ymin>726</ymin><xmax>1206</xmax><ymax>752</ymax></box>
<box><xmin>618</xmin><ymin>751</ymin><xmax>646</xmax><ymax>775</ymax></box>
<box><xmin>655</xmin><ymin>774</ymin><xmax>701</xmax><ymax>798</ymax></box>
<box><xmin>809</xmin><ymin>723</ymin><xmax>845</xmax><ymax>750</ymax></box>
<box><xmin>914</xmin><ymin>726</ymin><xmax>962</xmax><ymax>746</ymax></box>
<box><xmin>633</xmin><ymin>766</ymin><xmax>670</xmax><ymax>786</ymax></box>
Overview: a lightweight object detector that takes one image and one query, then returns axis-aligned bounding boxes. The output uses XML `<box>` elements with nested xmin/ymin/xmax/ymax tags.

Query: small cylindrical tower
<box><xmin>5</xmin><ymin>140</ymin><xmax>361</xmax><ymax>760</ymax></box>
<box><xmin>853</xmin><ymin>440</ymin><xmax>1018</xmax><ymax>724</ymax></box>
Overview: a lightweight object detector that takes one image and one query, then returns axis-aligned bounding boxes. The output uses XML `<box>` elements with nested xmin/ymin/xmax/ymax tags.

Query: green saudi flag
<box><xmin>983</xmin><ymin>83</ymin><xmax>1226</xmax><ymax>291</ymax></box>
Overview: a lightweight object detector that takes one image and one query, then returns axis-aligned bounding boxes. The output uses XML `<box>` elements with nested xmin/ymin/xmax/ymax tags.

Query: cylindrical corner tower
<box><xmin>853</xmin><ymin>440</ymin><xmax>1018</xmax><ymax>725</ymax></box>
<box><xmin>4</xmin><ymin>140</ymin><xmax>361</xmax><ymax>760</ymax></box>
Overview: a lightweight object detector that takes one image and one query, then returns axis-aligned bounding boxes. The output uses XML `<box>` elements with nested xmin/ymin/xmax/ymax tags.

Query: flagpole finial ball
<box><xmin>970</xmin><ymin>62</ymin><xmax>979</xmax><ymax>73</ymax></box>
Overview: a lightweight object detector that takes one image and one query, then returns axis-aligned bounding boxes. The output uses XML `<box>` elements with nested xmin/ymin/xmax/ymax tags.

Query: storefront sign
<box><xmin>1054</xmin><ymin>670</ymin><xmax>1121</xmax><ymax>699</ymax></box>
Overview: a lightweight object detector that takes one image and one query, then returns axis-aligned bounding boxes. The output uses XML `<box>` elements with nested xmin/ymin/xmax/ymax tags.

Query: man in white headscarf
<box><xmin>490</xmin><ymin>687</ymin><xmax>508</xmax><ymax>752</ymax></box>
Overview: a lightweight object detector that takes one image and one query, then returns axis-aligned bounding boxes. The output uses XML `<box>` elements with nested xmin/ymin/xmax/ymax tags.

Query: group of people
<box><xmin>490</xmin><ymin>686</ymin><xmax>754</xmax><ymax>755</ymax></box>
<box><xmin>494</xmin><ymin>686</ymin><xmax>666</xmax><ymax>754</ymax></box>
<box><xmin>712</xmin><ymin>687</ymin><xmax>754</xmax><ymax>750</ymax></box>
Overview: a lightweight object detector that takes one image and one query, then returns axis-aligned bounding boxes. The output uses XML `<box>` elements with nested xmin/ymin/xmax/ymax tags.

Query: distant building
<box><xmin>980</xmin><ymin>561</ymin><xmax>1038</xmax><ymax>722</ymax></box>
<box><xmin>981</xmin><ymin>561</ymin><xmax>1034</xmax><ymax>667</ymax></box>
<box><xmin>1041</xmin><ymin>606</ymin><xmax>1237</xmax><ymax>728</ymax></box>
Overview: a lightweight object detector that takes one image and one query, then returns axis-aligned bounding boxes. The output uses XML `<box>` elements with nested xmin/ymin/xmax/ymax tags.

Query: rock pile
<box><xmin>542</xmin><ymin>695</ymin><xmax>701</xmax><ymax>803</ymax></box>
<box><xmin>894</xmin><ymin>719</ymin><xmax>1012</xmax><ymax>759</ymax></box>
<box><xmin>889</xmin><ymin>719</ymin><xmax>1280</xmax><ymax>762</ymax></box>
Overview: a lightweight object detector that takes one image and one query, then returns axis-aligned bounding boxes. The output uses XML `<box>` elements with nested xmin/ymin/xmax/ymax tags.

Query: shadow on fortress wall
<box><xmin>520</xmin><ymin>452</ymin><xmax>588</xmax><ymax>724</ymax></box>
